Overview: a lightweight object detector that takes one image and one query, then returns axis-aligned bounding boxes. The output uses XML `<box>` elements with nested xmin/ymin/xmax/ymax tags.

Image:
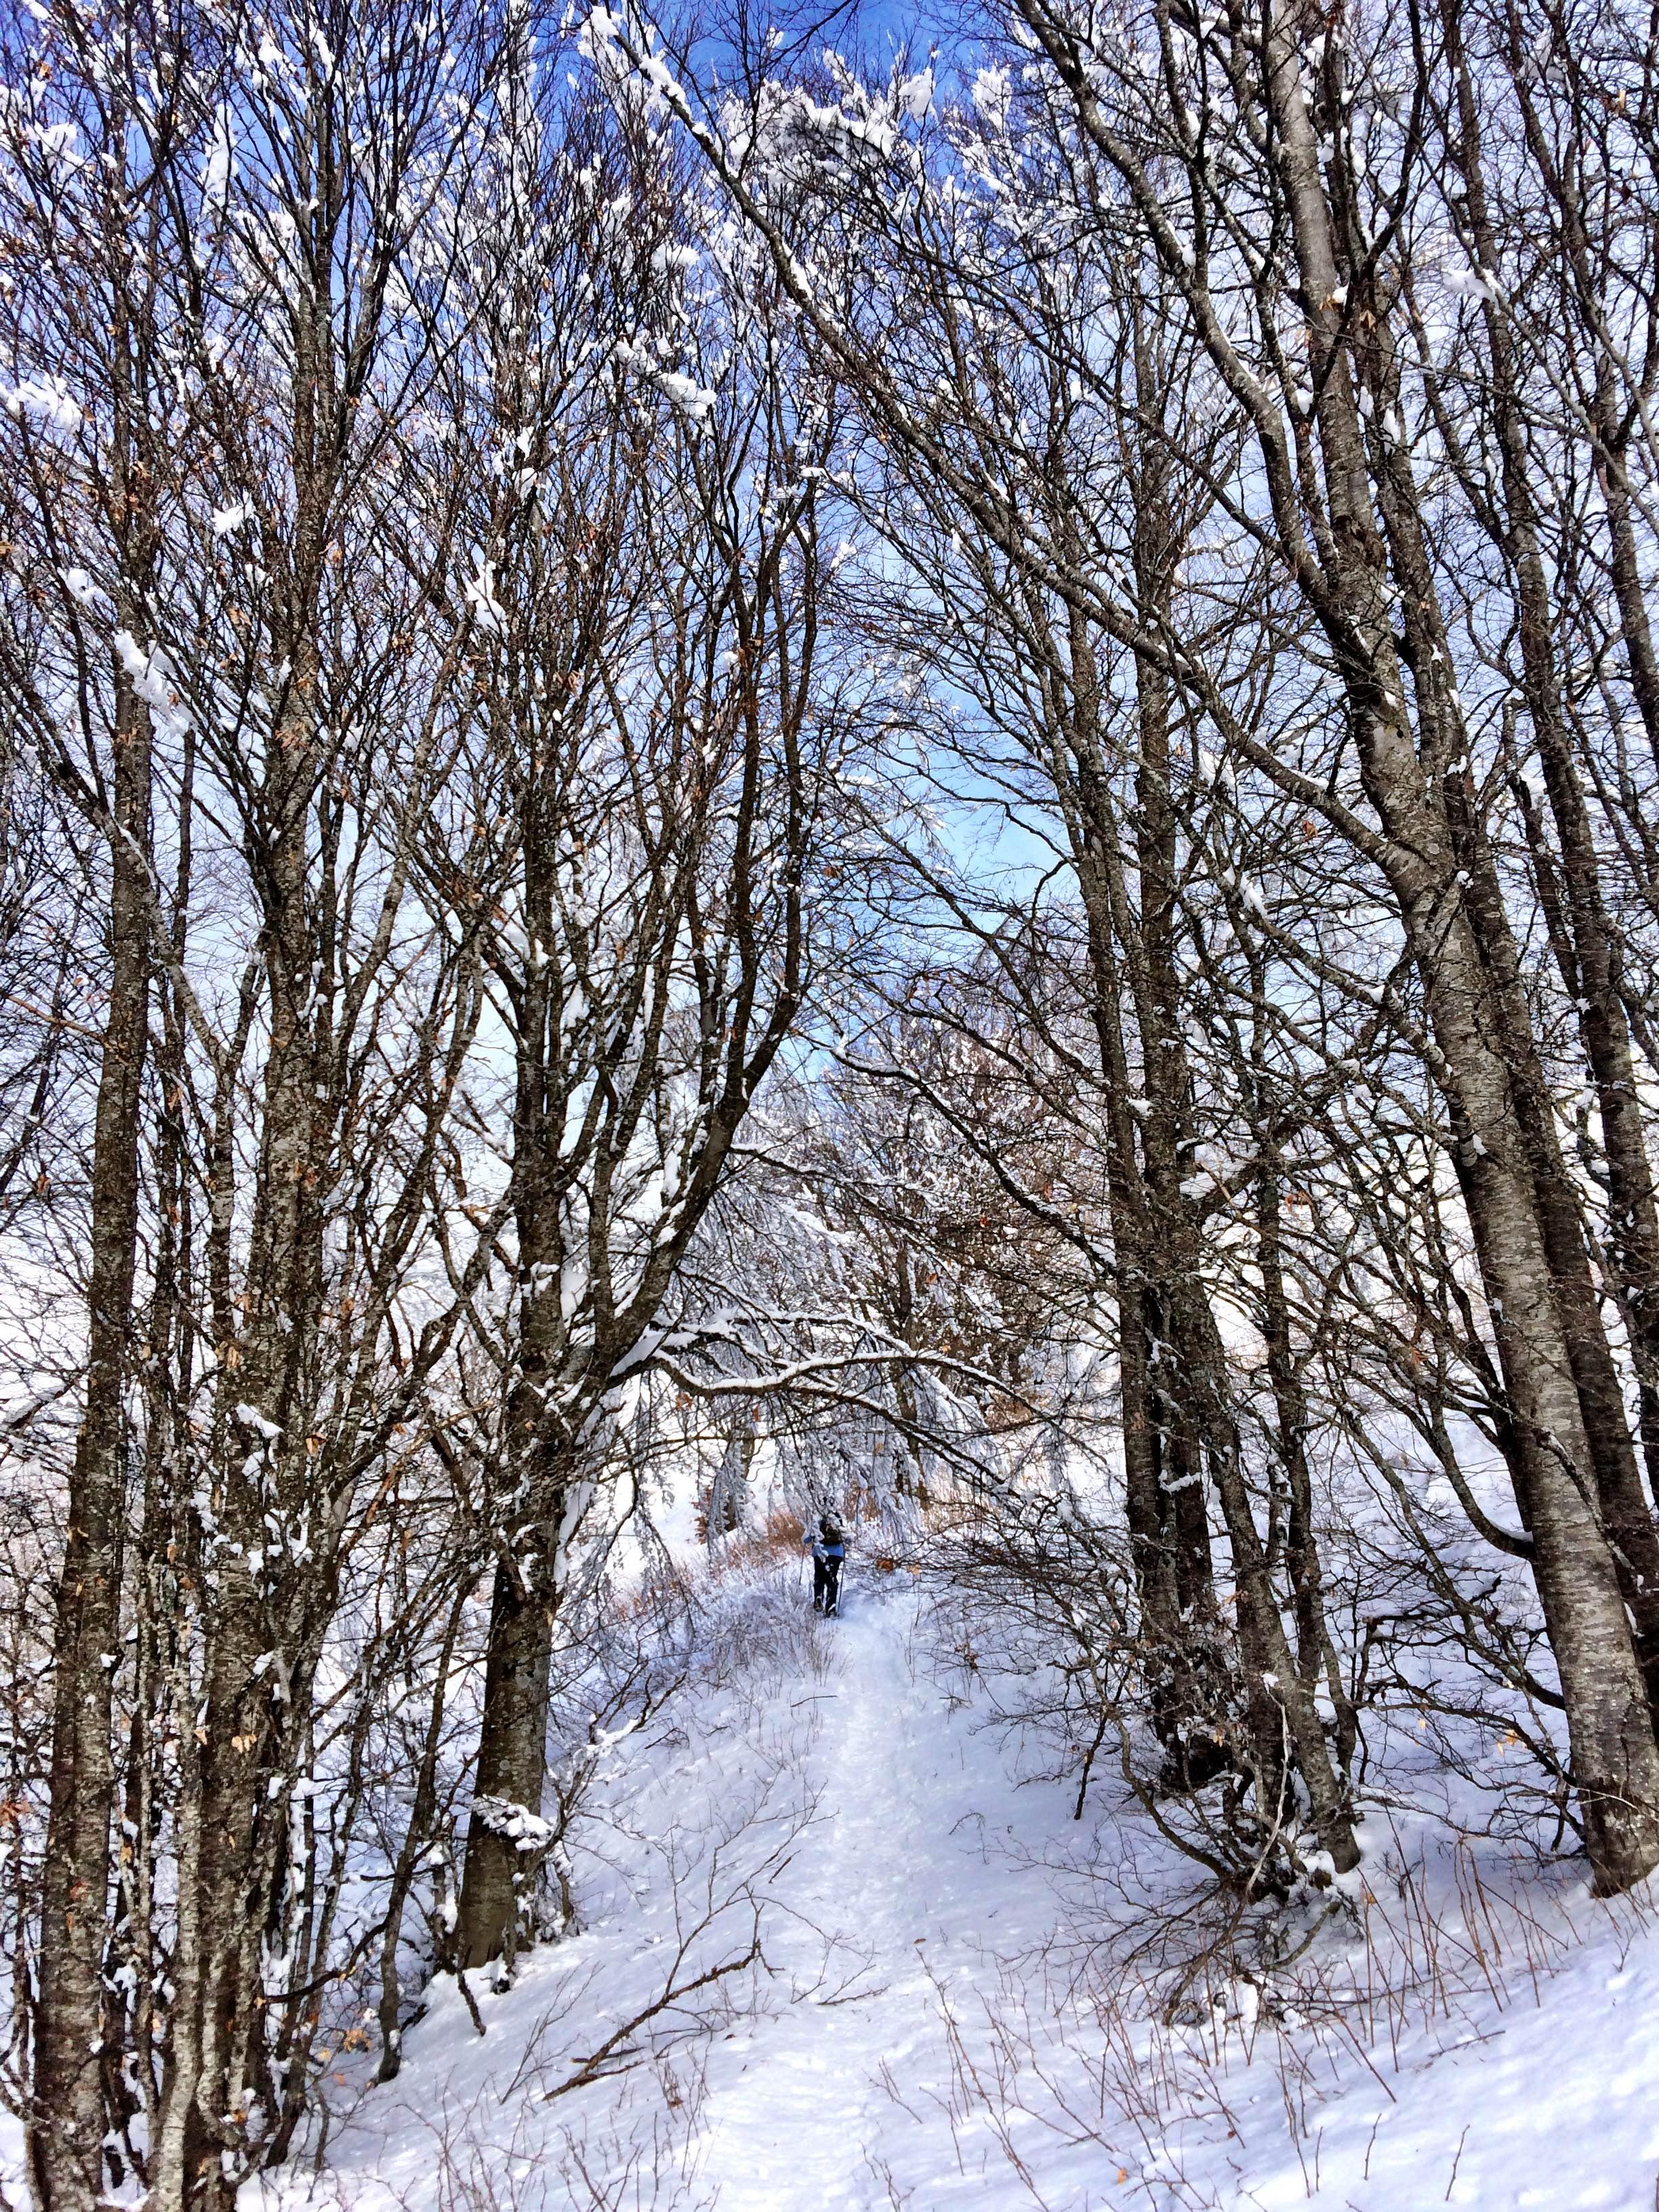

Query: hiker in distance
<box><xmin>806</xmin><ymin>1512</ymin><xmax>846</xmax><ymax>1617</ymax></box>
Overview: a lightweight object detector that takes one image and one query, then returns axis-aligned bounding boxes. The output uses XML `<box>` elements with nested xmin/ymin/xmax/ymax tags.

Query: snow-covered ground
<box><xmin>244</xmin><ymin>1566</ymin><xmax>1659</xmax><ymax>2212</ymax></box>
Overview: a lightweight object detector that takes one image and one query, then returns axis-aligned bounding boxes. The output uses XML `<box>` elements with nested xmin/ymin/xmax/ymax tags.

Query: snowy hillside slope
<box><xmin>245</xmin><ymin>1570</ymin><xmax>1659</xmax><ymax>2212</ymax></box>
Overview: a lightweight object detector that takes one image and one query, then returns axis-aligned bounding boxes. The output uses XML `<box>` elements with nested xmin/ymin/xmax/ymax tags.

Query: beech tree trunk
<box><xmin>457</xmin><ymin>1549</ymin><xmax>560</xmax><ymax>1970</ymax></box>
<box><xmin>32</xmin><ymin>669</ymin><xmax>152</xmax><ymax>2212</ymax></box>
<box><xmin>152</xmin><ymin>225</ymin><xmax>345</xmax><ymax>2211</ymax></box>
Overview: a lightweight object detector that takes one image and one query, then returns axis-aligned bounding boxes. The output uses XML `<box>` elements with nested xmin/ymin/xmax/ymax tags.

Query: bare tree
<box><xmin>398</xmin><ymin>84</ymin><xmax>865</xmax><ymax>1965</ymax></box>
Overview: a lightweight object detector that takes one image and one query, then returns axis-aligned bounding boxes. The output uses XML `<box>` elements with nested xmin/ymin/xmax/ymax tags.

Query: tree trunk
<box><xmin>377</xmin><ymin>1586</ymin><xmax>470</xmax><ymax>2078</ymax></box>
<box><xmin>457</xmin><ymin>1546</ymin><xmax>558</xmax><ymax>1970</ymax></box>
<box><xmin>32</xmin><ymin>670</ymin><xmax>152</xmax><ymax>2212</ymax></box>
<box><xmin>1054</xmin><ymin>661</ymin><xmax>1226</xmax><ymax>1771</ymax></box>
<box><xmin>1255</xmin><ymin>1158</ymin><xmax>1358</xmax><ymax>1778</ymax></box>
<box><xmin>154</xmin><ymin>394</ymin><xmax>335</xmax><ymax>2210</ymax></box>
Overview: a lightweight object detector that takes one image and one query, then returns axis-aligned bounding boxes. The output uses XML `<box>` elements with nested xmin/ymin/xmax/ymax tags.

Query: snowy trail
<box><xmin>691</xmin><ymin>1597</ymin><xmax>907</xmax><ymax>2207</ymax></box>
<box><xmin>689</xmin><ymin>1583</ymin><xmax>1015</xmax><ymax>2210</ymax></box>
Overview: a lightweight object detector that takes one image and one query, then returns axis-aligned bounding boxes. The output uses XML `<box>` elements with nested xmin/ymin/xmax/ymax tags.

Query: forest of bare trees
<box><xmin>3</xmin><ymin>0</ymin><xmax>1659</xmax><ymax>2202</ymax></box>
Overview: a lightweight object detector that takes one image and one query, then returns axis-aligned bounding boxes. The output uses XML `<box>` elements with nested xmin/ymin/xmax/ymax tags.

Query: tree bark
<box><xmin>457</xmin><ymin>1547</ymin><xmax>560</xmax><ymax>1971</ymax></box>
<box><xmin>33</xmin><ymin>670</ymin><xmax>153</xmax><ymax>2212</ymax></box>
<box><xmin>1254</xmin><ymin>1156</ymin><xmax>1358</xmax><ymax>1778</ymax></box>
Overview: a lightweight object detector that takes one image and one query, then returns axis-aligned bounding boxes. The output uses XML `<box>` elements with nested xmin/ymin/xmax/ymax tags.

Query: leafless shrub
<box><xmin>875</xmin><ymin>1807</ymin><xmax>1656</xmax><ymax>2211</ymax></box>
<box><xmin>388</xmin><ymin>2082</ymin><xmax>715</xmax><ymax>2212</ymax></box>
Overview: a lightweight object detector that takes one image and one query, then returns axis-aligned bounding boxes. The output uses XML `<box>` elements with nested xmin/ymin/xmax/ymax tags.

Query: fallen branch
<box><xmin>539</xmin><ymin>1933</ymin><xmax>763</xmax><ymax>2102</ymax></box>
